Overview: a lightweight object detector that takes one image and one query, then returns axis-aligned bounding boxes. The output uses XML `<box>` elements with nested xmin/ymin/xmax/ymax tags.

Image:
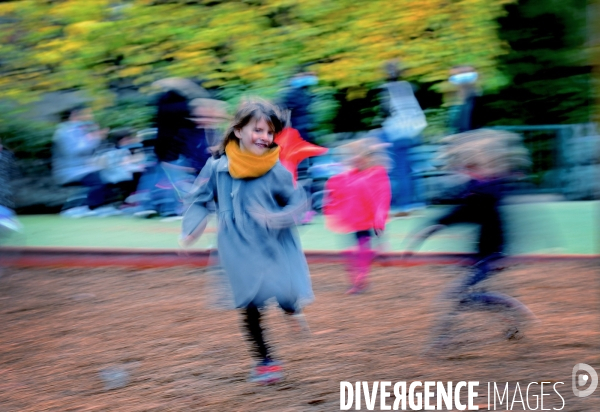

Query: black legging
<box><xmin>241</xmin><ymin>302</ymin><xmax>296</xmax><ymax>362</ymax></box>
<box><xmin>355</xmin><ymin>230</ymin><xmax>372</xmax><ymax>240</ymax></box>
<box><xmin>242</xmin><ymin>304</ymin><xmax>270</xmax><ymax>361</ymax></box>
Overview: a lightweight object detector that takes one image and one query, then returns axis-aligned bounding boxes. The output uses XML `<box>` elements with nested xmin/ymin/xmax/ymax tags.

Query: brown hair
<box><xmin>338</xmin><ymin>136</ymin><xmax>392</xmax><ymax>171</ymax></box>
<box><xmin>216</xmin><ymin>98</ymin><xmax>285</xmax><ymax>156</ymax></box>
<box><xmin>439</xmin><ymin>129</ymin><xmax>530</xmax><ymax>177</ymax></box>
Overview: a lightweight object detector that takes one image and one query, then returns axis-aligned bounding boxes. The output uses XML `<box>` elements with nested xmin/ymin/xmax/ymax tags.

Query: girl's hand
<box><xmin>177</xmin><ymin>243</ymin><xmax>190</xmax><ymax>257</ymax></box>
<box><xmin>179</xmin><ymin>235</ymin><xmax>196</xmax><ymax>248</ymax></box>
<box><xmin>247</xmin><ymin>204</ymin><xmax>271</xmax><ymax>229</ymax></box>
<box><xmin>179</xmin><ymin>220</ymin><xmax>208</xmax><ymax>249</ymax></box>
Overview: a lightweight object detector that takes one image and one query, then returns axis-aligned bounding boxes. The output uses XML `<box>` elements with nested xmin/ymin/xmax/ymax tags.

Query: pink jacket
<box><xmin>324</xmin><ymin>166</ymin><xmax>391</xmax><ymax>233</ymax></box>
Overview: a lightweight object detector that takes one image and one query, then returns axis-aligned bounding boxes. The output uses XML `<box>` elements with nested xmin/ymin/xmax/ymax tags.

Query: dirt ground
<box><xmin>0</xmin><ymin>260</ymin><xmax>598</xmax><ymax>411</ymax></box>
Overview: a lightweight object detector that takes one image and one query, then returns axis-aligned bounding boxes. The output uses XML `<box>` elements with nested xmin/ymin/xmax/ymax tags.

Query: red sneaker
<box><xmin>248</xmin><ymin>360</ymin><xmax>283</xmax><ymax>385</ymax></box>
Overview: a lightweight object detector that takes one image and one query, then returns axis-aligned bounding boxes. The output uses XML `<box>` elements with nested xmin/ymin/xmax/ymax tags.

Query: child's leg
<box><xmin>342</xmin><ymin>249</ymin><xmax>358</xmax><ymax>289</ymax></box>
<box><xmin>243</xmin><ymin>303</ymin><xmax>285</xmax><ymax>384</ymax></box>
<box><xmin>279</xmin><ymin>301</ymin><xmax>296</xmax><ymax>315</ymax></box>
<box><xmin>354</xmin><ymin>232</ymin><xmax>375</xmax><ymax>290</ymax></box>
<box><xmin>454</xmin><ymin>254</ymin><xmax>534</xmax><ymax>339</ymax></box>
<box><xmin>241</xmin><ymin>303</ymin><xmax>271</xmax><ymax>363</ymax></box>
<box><xmin>459</xmin><ymin>252</ymin><xmax>505</xmax><ymax>294</ymax></box>
<box><xmin>279</xmin><ymin>301</ymin><xmax>310</xmax><ymax>334</ymax></box>
<box><xmin>343</xmin><ymin>232</ymin><xmax>366</xmax><ymax>293</ymax></box>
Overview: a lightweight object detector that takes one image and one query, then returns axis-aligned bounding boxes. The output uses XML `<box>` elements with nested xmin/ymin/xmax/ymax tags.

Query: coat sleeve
<box><xmin>181</xmin><ymin>157</ymin><xmax>216</xmax><ymax>241</ymax></box>
<box><xmin>249</xmin><ymin>166</ymin><xmax>309</xmax><ymax>229</ymax></box>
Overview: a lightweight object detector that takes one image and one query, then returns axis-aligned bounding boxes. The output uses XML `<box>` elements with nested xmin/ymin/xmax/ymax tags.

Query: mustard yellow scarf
<box><xmin>225</xmin><ymin>140</ymin><xmax>280</xmax><ymax>179</ymax></box>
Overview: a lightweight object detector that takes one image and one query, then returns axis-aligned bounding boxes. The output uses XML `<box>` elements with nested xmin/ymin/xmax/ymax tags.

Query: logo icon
<box><xmin>572</xmin><ymin>363</ymin><xmax>598</xmax><ymax>397</ymax></box>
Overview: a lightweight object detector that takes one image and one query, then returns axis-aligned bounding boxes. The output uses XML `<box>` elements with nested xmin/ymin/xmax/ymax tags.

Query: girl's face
<box><xmin>350</xmin><ymin>154</ymin><xmax>367</xmax><ymax>170</ymax></box>
<box><xmin>234</xmin><ymin>117</ymin><xmax>274</xmax><ymax>156</ymax></box>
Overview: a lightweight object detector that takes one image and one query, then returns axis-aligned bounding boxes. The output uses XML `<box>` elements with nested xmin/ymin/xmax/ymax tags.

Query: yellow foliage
<box><xmin>0</xmin><ymin>0</ymin><xmax>516</xmax><ymax>105</ymax></box>
<box><xmin>119</xmin><ymin>67</ymin><xmax>146</xmax><ymax>77</ymax></box>
<box><xmin>0</xmin><ymin>3</ymin><xmax>17</xmax><ymax>15</ymax></box>
<box><xmin>65</xmin><ymin>21</ymin><xmax>100</xmax><ymax>37</ymax></box>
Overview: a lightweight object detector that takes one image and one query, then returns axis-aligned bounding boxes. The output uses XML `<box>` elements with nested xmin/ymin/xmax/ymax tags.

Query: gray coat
<box><xmin>182</xmin><ymin>155</ymin><xmax>314</xmax><ymax>310</ymax></box>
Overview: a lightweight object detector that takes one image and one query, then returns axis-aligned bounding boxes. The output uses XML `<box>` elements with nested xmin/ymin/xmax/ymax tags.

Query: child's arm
<box><xmin>54</xmin><ymin>126</ymin><xmax>97</xmax><ymax>158</ymax></box>
<box><xmin>247</xmin><ymin>167</ymin><xmax>308</xmax><ymax>229</ymax></box>
<box><xmin>403</xmin><ymin>224</ymin><xmax>446</xmax><ymax>256</ymax></box>
<box><xmin>180</xmin><ymin>158</ymin><xmax>216</xmax><ymax>246</ymax></box>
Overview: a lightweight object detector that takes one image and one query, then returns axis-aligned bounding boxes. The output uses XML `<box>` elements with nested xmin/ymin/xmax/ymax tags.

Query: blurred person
<box><xmin>180</xmin><ymin>98</ymin><xmax>313</xmax><ymax>385</ymax></box>
<box><xmin>52</xmin><ymin>105</ymin><xmax>115</xmax><ymax>217</ymax></box>
<box><xmin>0</xmin><ymin>140</ymin><xmax>21</xmax><ymax>232</ymax></box>
<box><xmin>133</xmin><ymin>90</ymin><xmax>197</xmax><ymax>218</ymax></box>
<box><xmin>278</xmin><ymin>67</ymin><xmax>318</xmax><ymax>144</ymax></box>
<box><xmin>278</xmin><ymin>69</ymin><xmax>325</xmax><ymax>223</ymax></box>
<box><xmin>98</xmin><ymin>128</ymin><xmax>146</xmax><ymax>204</ymax></box>
<box><xmin>187</xmin><ymin>98</ymin><xmax>230</xmax><ymax>173</ymax></box>
<box><xmin>403</xmin><ymin>129</ymin><xmax>534</xmax><ymax>348</ymax></box>
<box><xmin>379</xmin><ymin>60</ymin><xmax>428</xmax><ymax>215</ymax></box>
<box><xmin>448</xmin><ymin>65</ymin><xmax>483</xmax><ymax>133</ymax></box>
<box><xmin>153</xmin><ymin>89</ymin><xmax>194</xmax><ymax>164</ymax></box>
<box><xmin>323</xmin><ymin>137</ymin><xmax>391</xmax><ymax>294</ymax></box>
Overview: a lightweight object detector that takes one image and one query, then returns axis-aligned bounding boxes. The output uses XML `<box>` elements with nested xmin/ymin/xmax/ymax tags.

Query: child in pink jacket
<box><xmin>324</xmin><ymin>137</ymin><xmax>391</xmax><ymax>294</ymax></box>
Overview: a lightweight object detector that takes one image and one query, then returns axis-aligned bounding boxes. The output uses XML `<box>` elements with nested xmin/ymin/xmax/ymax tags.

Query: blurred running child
<box><xmin>323</xmin><ymin>137</ymin><xmax>392</xmax><ymax>294</ymax></box>
<box><xmin>403</xmin><ymin>129</ymin><xmax>534</xmax><ymax>346</ymax></box>
<box><xmin>180</xmin><ymin>98</ymin><xmax>313</xmax><ymax>384</ymax></box>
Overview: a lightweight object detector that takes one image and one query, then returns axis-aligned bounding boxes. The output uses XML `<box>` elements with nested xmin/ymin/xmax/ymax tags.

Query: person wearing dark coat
<box><xmin>279</xmin><ymin>71</ymin><xmax>317</xmax><ymax>143</ymax></box>
<box><xmin>153</xmin><ymin>90</ymin><xmax>192</xmax><ymax>163</ymax></box>
<box><xmin>448</xmin><ymin>65</ymin><xmax>484</xmax><ymax>133</ymax></box>
<box><xmin>134</xmin><ymin>90</ymin><xmax>196</xmax><ymax>217</ymax></box>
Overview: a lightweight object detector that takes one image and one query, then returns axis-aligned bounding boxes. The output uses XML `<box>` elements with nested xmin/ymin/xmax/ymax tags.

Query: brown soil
<box><xmin>0</xmin><ymin>261</ymin><xmax>598</xmax><ymax>411</ymax></box>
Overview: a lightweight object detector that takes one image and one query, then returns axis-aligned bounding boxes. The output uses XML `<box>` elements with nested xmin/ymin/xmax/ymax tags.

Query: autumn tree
<box><xmin>0</xmin><ymin>0</ymin><xmax>515</xmax><ymax>154</ymax></box>
<box><xmin>0</xmin><ymin>0</ymin><xmax>516</xmax><ymax>98</ymax></box>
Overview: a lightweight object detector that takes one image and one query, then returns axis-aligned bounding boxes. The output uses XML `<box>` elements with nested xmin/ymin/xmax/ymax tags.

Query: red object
<box><xmin>275</xmin><ymin>128</ymin><xmax>328</xmax><ymax>182</ymax></box>
<box><xmin>324</xmin><ymin>166</ymin><xmax>391</xmax><ymax>233</ymax></box>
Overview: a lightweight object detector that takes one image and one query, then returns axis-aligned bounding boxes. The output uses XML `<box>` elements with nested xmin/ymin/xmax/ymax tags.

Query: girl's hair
<box><xmin>439</xmin><ymin>129</ymin><xmax>531</xmax><ymax>177</ymax></box>
<box><xmin>216</xmin><ymin>98</ymin><xmax>285</xmax><ymax>156</ymax></box>
<box><xmin>338</xmin><ymin>136</ymin><xmax>392</xmax><ymax>171</ymax></box>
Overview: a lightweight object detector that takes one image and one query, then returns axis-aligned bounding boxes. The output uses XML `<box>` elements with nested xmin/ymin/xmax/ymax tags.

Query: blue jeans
<box><xmin>375</xmin><ymin>128</ymin><xmax>415</xmax><ymax>210</ymax></box>
<box><xmin>451</xmin><ymin>254</ymin><xmax>514</xmax><ymax>310</ymax></box>
<box><xmin>389</xmin><ymin>140</ymin><xmax>414</xmax><ymax>209</ymax></box>
<box><xmin>136</xmin><ymin>163</ymin><xmax>184</xmax><ymax>216</ymax></box>
<box><xmin>78</xmin><ymin>171</ymin><xmax>110</xmax><ymax>209</ymax></box>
